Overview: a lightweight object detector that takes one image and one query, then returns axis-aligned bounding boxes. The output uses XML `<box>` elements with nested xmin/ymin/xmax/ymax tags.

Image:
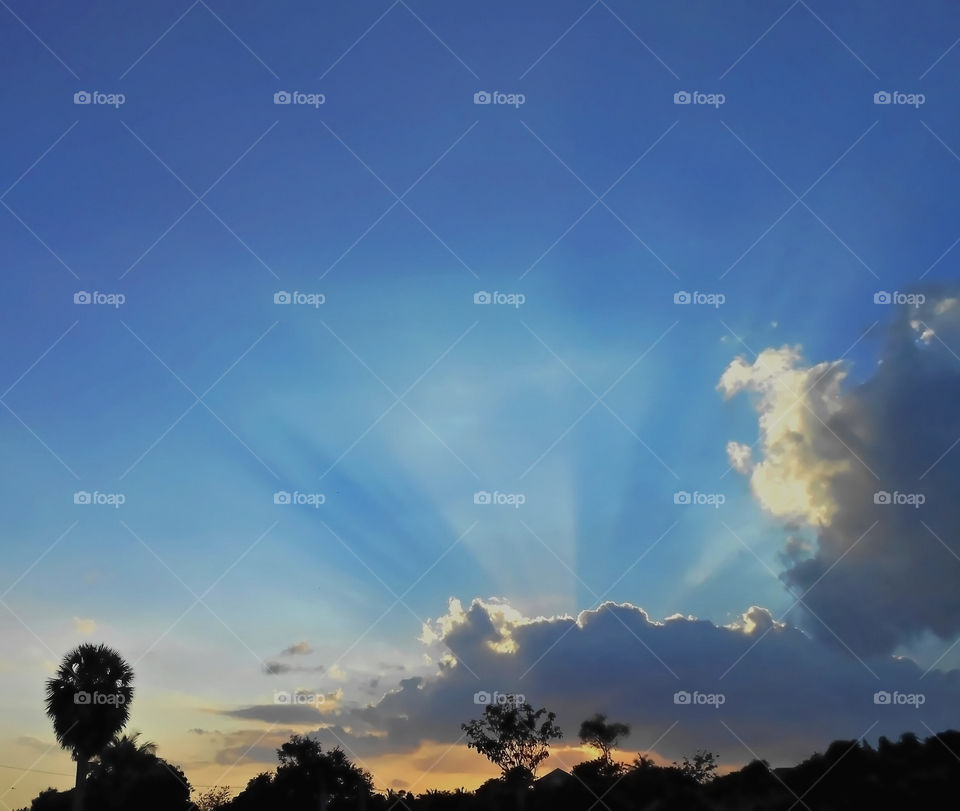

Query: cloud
<box><xmin>219</xmin><ymin>689</ymin><xmax>343</xmax><ymax>725</ymax></box>
<box><xmin>222</xmin><ymin>704</ymin><xmax>328</xmax><ymax>725</ymax></box>
<box><xmin>72</xmin><ymin>617</ymin><xmax>96</xmax><ymax>635</ymax></box>
<box><xmin>725</xmin><ymin>441</ymin><xmax>754</xmax><ymax>474</ymax></box>
<box><xmin>281</xmin><ymin>641</ymin><xmax>313</xmax><ymax>656</ymax></box>
<box><xmin>285</xmin><ymin>598</ymin><xmax>960</xmax><ymax>767</ymax></box>
<box><xmin>720</xmin><ymin>289</ymin><xmax>960</xmax><ymax>655</ymax></box>
<box><xmin>263</xmin><ymin>661</ymin><xmax>325</xmax><ymax>675</ymax></box>
<box><xmin>718</xmin><ymin>345</ymin><xmax>850</xmax><ymax>525</ymax></box>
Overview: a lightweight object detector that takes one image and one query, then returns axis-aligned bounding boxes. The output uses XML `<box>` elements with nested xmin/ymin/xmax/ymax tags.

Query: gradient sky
<box><xmin>3</xmin><ymin>0</ymin><xmax>960</xmax><ymax>803</ymax></box>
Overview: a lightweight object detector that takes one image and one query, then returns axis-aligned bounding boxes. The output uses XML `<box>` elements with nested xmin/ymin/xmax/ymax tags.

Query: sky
<box><xmin>2</xmin><ymin>0</ymin><xmax>960</xmax><ymax>803</ymax></box>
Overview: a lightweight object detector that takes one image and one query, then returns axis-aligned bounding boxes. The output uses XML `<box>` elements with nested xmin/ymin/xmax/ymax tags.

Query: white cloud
<box><xmin>725</xmin><ymin>441</ymin><xmax>754</xmax><ymax>474</ymax></box>
<box><xmin>718</xmin><ymin>346</ymin><xmax>850</xmax><ymax>525</ymax></box>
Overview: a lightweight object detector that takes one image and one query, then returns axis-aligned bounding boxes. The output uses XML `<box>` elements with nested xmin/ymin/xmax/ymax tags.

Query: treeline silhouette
<box><xmin>17</xmin><ymin>644</ymin><xmax>960</xmax><ymax>811</ymax></box>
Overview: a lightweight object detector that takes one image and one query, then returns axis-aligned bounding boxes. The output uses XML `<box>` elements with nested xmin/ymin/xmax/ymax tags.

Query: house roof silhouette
<box><xmin>535</xmin><ymin>768</ymin><xmax>573</xmax><ymax>789</ymax></box>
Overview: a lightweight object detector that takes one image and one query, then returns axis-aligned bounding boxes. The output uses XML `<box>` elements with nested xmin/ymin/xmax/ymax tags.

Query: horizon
<box><xmin>2</xmin><ymin>0</ymin><xmax>960</xmax><ymax>804</ymax></box>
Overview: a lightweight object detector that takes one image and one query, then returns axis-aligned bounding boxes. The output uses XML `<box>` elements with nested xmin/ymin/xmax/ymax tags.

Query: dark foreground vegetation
<box><xmin>18</xmin><ymin>644</ymin><xmax>960</xmax><ymax>811</ymax></box>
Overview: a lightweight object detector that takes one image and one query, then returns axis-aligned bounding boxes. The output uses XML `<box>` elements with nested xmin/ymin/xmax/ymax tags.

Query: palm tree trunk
<box><xmin>72</xmin><ymin>756</ymin><xmax>87</xmax><ymax>811</ymax></box>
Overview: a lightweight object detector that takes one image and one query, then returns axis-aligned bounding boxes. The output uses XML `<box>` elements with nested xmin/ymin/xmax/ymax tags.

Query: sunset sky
<box><xmin>3</xmin><ymin>0</ymin><xmax>960</xmax><ymax>803</ymax></box>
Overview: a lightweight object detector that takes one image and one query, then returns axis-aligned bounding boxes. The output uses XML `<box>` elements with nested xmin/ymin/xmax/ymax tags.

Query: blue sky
<box><xmin>3</xmin><ymin>0</ymin><xmax>960</xmax><ymax>800</ymax></box>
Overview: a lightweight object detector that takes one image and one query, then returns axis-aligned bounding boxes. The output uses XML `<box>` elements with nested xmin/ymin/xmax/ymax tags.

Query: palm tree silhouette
<box><xmin>91</xmin><ymin>732</ymin><xmax>157</xmax><ymax>783</ymax></box>
<box><xmin>44</xmin><ymin>644</ymin><xmax>134</xmax><ymax>811</ymax></box>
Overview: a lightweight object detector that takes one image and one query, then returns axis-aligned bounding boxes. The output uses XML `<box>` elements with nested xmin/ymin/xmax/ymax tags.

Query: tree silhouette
<box><xmin>16</xmin><ymin>723</ymin><xmax>960</xmax><ymax>811</ymax></box>
<box><xmin>85</xmin><ymin>732</ymin><xmax>191</xmax><ymax>811</ymax></box>
<box><xmin>675</xmin><ymin>749</ymin><xmax>718</xmax><ymax>784</ymax></box>
<box><xmin>578</xmin><ymin>713</ymin><xmax>630</xmax><ymax>775</ymax></box>
<box><xmin>194</xmin><ymin>785</ymin><xmax>232</xmax><ymax>810</ymax></box>
<box><xmin>230</xmin><ymin>734</ymin><xmax>373</xmax><ymax>810</ymax></box>
<box><xmin>230</xmin><ymin>773</ymin><xmax>275</xmax><ymax>811</ymax></box>
<box><xmin>275</xmin><ymin>735</ymin><xmax>373</xmax><ymax>809</ymax></box>
<box><xmin>92</xmin><ymin>732</ymin><xmax>156</xmax><ymax>776</ymax></box>
<box><xmin>461</xmin><ymin>698</ymin><xmax>562</xmax><ymax>784</ymax></box>
<box><xmin>44</xmin><ymin>644</ymin><xmax>134</xmax><ymax>811</ymax></box>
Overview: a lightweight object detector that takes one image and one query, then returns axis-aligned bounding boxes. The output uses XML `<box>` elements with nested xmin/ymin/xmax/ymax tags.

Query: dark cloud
<box><xmin>219</xmin><ymin>687</ymin><xmax>341</xmax><ymax>726</ymax></box>
<box><xmin>299</xmin><ymin>599</ymin><xmax>960</xmax><ymax>766</ymax></box>
<box><xmin>220</xmin><ymin>704</ymin><xmax>326</xmax><ymax>725</ymax></box>
<box><xmin>263</xmin><ymin>661</ymin><xmax>325</xmax><ymax>675</ymax></box>
<box><xmin>281</xmin><ymin>641</ymin><xmax>314</xmax><ymax>656</ymax></box>
<box><xmin>721</xmin><ymin>289</ymin><xmax>960</xmax><ymax>656</ymax></box>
